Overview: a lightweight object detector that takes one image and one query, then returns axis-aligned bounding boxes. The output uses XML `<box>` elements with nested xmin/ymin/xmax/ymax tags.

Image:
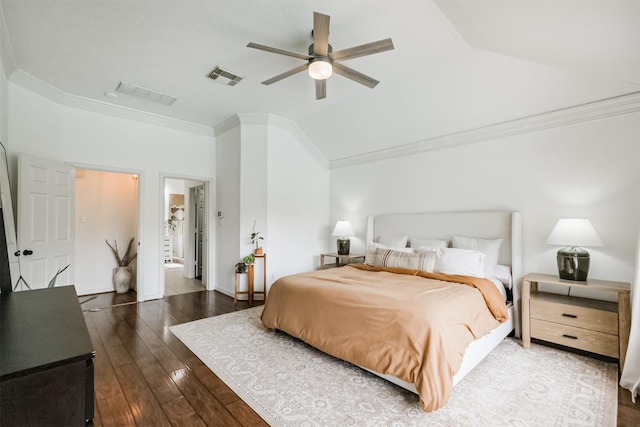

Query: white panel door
<box><xmin>16</xmin><ymin>154</ymin><xmax>74</xmax><ymax>290</ymax></box>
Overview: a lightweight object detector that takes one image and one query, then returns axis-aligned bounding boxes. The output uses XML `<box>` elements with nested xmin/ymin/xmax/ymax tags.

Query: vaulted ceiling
<box><xmin>1</xmin><ymin>1</ymin><xmax>638</xmax><ymax>163</ymax></box>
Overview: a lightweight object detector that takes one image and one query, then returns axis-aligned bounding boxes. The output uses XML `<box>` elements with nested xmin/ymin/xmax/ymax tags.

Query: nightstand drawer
<box><xmin>530</xmin><ymin>294</ymin><xmax>618</xmax><ymax>335</ymax></box>
<box><xmin>531</xmin><ymin>319</ymin><xmax>619</xmax><ymax>358</ymax></box>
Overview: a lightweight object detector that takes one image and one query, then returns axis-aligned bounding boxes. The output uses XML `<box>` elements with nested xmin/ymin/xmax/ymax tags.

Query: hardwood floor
<box><xmin>83</xmin><ymin>290</ymin><xmax>267</xmax><ymax>426</ymax></box>
<box><xmin>83</xmin><ymin>290</ymin><xmax>639</xmax><ymax>426</ymax></box>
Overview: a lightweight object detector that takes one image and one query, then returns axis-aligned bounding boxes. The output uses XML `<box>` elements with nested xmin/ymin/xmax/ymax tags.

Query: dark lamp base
<box><xmin>557</xmin><ymin>246</ymin><xmax>590</xmax><ymax>281</ymax></box>
<box><xmin>337</xmin><ymin>238</ymin><xmax>350</xmax><ymax>255</ymax></box>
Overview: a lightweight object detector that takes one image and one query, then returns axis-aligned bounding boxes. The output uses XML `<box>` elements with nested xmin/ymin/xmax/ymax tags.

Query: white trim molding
<box><xmin>330</xmin><ymin>91</ymin><xmax>640</xmax><ymax>169</ymax></box>
<box><xmin>9</xmin><ymin>70</ymin><xmax>214</xmax><ymax>137</ymax></box>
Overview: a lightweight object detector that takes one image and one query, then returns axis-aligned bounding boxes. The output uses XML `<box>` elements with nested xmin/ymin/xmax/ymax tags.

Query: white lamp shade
<box><xmin>546</xmin><ymin>219</ymin><xmax>603</xmax><ymax>247</ymax></box>
<box><xmin>332</xmin><ymin>220</ymin><xmax>354</xmax><ymax>237</ymax></box>
<box><xmin>308</xmin><ymin>60</ymin><xmax>332</xmax><ymax>80</ymax></box>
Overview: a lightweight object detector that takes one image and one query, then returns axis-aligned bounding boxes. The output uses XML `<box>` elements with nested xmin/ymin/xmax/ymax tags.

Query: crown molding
<box><xmin>214</xmin><ymin>114</ymin><xmax>241</xmax><ymax>136</ymax></box>
<box><xmin>9</xmin><ymin>70</ymin><xmax>214</xmax><ymax>137</ymax></box>
<box><xmin>330</xmin><ymin>91</ymin><xmax>640</xmax><ymax>169</ymax></box>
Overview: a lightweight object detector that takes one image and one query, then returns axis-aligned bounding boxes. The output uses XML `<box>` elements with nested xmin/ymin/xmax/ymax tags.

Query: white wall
<box><xmin>267</xmin><ymin>117</ymin><xmax>330</xmax><ymax>280</ymax></box>
<box><xmin>7</xmin><ymin>82</ymin><xmax>215</xmax><ymax>300</ymax></box>
<box><xmin>239</xmin><ymin>114</ymin><xmax>269</xmax><ymax>260</ymax></box>
<box><xmin>75</xmin><ymin>169</ymin><xmax>138</xmax><ymax>295</ymax></box>
<box><xmin>215</xmin><ymin>114</ymin><xmax>330</xmax><ymax>298</ymax></box>
<box><xmin>330</xmin><ymin>113</ymin><xmax>640</xmax><ymax>291</ymax></box>
<box><xmin>215</xmin><ymin>121</ymin><xmax>242</xmax><ymax>295</ymax></box>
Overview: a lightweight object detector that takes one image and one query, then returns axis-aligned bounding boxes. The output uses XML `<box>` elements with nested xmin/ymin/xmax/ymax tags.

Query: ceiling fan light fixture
<box><xmin>308</xmin><ymin>59</ymin><xmax>332</xmax><ymax>80</ymax></box>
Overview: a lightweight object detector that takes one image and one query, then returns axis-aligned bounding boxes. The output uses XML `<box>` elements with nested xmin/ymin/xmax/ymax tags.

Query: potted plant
<box><xmin>106</xmin><ymin>237</ymin><xmax>137</xmax><ymax>294</ymax></box>
<box><xmin>235</xmin><ymin>254</ymin><xmax>255</xmax><ymax>274</ymax></box>
<box><xmin>250</xmin><ymin>220</ymin><xmax>264</xmax><ymax>255</ymax></box>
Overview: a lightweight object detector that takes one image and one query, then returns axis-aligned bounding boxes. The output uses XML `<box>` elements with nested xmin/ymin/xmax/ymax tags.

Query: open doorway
<box><xmin>75</xmin><ymin>168</ymin><xmax>139</xmax><ymax>298</ymax></box>
<box><xmin>163</xmin><ymin>178</ymin><xmax>206</xmax><ymax>296</ymax></box>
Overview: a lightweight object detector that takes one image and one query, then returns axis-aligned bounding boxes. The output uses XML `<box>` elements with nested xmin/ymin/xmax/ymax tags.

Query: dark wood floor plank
<box><xmin>123</xmin><ymin>334</ymin><xmax>185</xmax><ymax>405</ymax></box>
<box><xmin>86</xmin><ymin>311</ymin><xmax>138</xmax><ymax>425</ymax></box>
<box><xmin>85</xmin><ymin>313</ymin><xmax>120</xmax><ymax>398</ymax></box>
<box><xmin>114</xmin><ymin>362</ymin><xmax>172</xmax><ymax>427</ymax></box>
<box><xmin>127</xmin><ymin>314</ymin><xmax>186</xmax><ymax>374</ymax></box>
<box><xmin>170</xmin><ymin>367</ymin><xmax>242</xmax><ymax>427</ymax></box>
<box><xmin>225</xmin><ymin>399</ymin><xmax>270</xmax><ymax>427</ymax></box>
<box><xmin>95</xmin><ymin>394</ymin><xmax>136</xmax><ymax>427</ymax></box>
<box><xmin>91</xmin><ymin>309</ymin><xmax>135</xmax><ymax>367</ymax></box>
<box><xmin>618</xmin><ymin>386</ymin><xmax>640</xmax><ymax>427</ymax></box>
<box><xmin>92</xmin><ymin>396</ymin><xmax>103</xmax><ymax>427</ymax></box>
<box><xmin>162</xmin><ymin>334</ymin><xmax>240</xmax><ymax>406</ymax></box>
<box><xmin>102</xmin><ymin>304</ymin><xmax>187</xmax><ymax>406</ymax></box>
<box><xmin>162</xmin><ymin>396</ymin><xmax>208</xmax><ymax>427</ymax></box>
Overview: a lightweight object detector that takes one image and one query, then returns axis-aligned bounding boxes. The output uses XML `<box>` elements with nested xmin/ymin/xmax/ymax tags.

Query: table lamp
<box><xmin>332</xmin><ymin>220</ymin><xmax>354</xmax><ymax>255</ymax></box>
<box><xmin>546</xmin><ymin>218</ymin><xmax>603</xmax><ymax>281</ymax></box>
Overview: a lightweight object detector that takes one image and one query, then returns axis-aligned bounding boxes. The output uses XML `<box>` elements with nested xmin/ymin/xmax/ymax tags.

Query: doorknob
<box><xmin>23</xmin><ymin>249</ymin><xmax>33</xmax><ymax>256</ymax></box>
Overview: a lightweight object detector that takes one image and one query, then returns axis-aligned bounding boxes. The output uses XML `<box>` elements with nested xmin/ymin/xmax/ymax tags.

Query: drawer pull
<box><xmin>562</xmin><ymin>313</ymin><xmax>578</xmax><ymax>319</ymax></box>
<box><xmin>562</xmin><ymin>334</ymin><xmax>578</xmax><ymax>340</ymax></box>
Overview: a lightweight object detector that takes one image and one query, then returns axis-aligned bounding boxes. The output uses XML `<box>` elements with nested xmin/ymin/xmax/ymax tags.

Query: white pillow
<box><xmin>371</xmin><ymin>248</ymin><xmax>437</xmax><ymax>273</ymax></box>
<box><xmin>452</xmin><ymin>235</ymin><xmax>503</xmax><ymax>278</ymax></box>
<box><xmin>410</xmin><ymin>238</ymin><xmax>448</xmax><ymax>249</ymax></box>
<box><xmin>435</xmin><ymin>248</ymin><xmax>485</xmax><ymax>277</ymax></box>
<box><xmin>365</xmin><ymin>241</ymin><xmax>414</xmax><ymax>265</ymax></box>
<box><xmin>376</xmin><ymin>234</ymin><xmax>408</xmax><ymax>248</ymax></box>
<box><xmin>493</xmin><ymin>264</ymin><xmax>512</xmax><ymax>289</ymax></box>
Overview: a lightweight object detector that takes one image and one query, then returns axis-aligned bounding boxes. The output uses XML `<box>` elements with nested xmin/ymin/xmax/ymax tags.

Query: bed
<box><xmin>261</xmin><ymin>211</ymin><xmax>522</xmax><ymax>412</ymax></box>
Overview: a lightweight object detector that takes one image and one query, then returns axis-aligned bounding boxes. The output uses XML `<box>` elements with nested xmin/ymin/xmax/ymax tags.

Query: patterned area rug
<box><xmin>169</xmin><ymin>306</ymin><xmax>618</xmax><ymax>426</ymax></box>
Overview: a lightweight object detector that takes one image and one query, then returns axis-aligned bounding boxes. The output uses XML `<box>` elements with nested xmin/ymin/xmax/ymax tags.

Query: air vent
<box><xmin>207</xmin><ymin>66</ymin><xmax>244</xmax><ymax>86</ymax></box>
<box><xmin>115</xmin><ymin>81</ymin><xmax>177</xmax><ymax>106</ymax></box>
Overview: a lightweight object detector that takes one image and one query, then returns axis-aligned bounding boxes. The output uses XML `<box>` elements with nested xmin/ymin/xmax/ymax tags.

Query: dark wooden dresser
<box><xmin>1</xmin><ymin>286</ymin><xmax>95</xmax><ymax>426</ymax></box>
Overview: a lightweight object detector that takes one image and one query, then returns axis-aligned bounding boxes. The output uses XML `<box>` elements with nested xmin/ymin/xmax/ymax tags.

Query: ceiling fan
<box><xmin>247</xmin><ymin>12</ymin><xmax>394</xmax><ymax>100</ymax></box>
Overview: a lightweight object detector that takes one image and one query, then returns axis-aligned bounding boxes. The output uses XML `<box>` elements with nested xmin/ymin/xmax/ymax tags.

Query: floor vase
<box><xmin>113</xmin><ymin>266</ymin><xmax>132</xmax><ymax>294</ymax></box>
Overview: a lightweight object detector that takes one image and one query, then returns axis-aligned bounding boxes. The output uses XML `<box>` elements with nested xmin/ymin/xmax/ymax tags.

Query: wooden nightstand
<box><xmin>521</xmin><ymin>272</ymin><xmax>631</xmax><ymax>368</ymax></box>
<box><xmin>320</xmin><ymin>253</ymin><xmax>365</xmax><ymax>269</ymax></box>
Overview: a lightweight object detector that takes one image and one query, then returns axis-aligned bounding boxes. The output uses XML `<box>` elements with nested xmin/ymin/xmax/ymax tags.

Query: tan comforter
<box><xmin>261</xmin><ymin>265</ymin><xmax>508</xmax><ymax>412</ymax></box>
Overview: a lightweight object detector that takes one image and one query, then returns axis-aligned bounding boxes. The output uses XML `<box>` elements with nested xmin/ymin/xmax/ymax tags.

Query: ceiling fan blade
<box><xmin>330</xmin><ymin>38</ymin><xmax>394</xmax><ymax>61</ymax></box>
<box><xmin>332</xmin><ymin>63</ymin><xmax>379</xmax><ymax>89</ymax></box>
<box><xmin>315</xmin><ymin>79</ymin><xmax>327</xmax><ymax>100</ymax></box>
<box><xmin>247</xmin><ymin>42</ymin><xmax>312</xmax><ymax>61</ymax></box>
<box><xmin>313</xmin><ymin>12</ymin><xmax>330</xmax><ymax>56</ymax></box>
<box><xmin>261</xmin><ymin>63</ymin><xmax>309</xmax><ymax>85</ymax></box>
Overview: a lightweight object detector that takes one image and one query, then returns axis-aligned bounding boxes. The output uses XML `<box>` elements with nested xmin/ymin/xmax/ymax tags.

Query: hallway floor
<box><xmin>164</xmin><ymin>265</ymin><xmax>205</xmax><ymax>296</ymax></box>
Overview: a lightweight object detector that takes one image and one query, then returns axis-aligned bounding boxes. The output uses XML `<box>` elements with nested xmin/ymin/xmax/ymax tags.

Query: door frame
<box><xmin>160</xmin><ymin>173</ymin><xmax>215</xmax><ymax>294</ymax></box>
<box><xmin>190</xmin><ymin>183</ymin><xmax>205</xmax><ymax>280</ymax></box>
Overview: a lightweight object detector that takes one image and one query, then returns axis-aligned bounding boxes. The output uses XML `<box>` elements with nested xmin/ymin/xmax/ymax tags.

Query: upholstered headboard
<box><xmin>366</xmin><ymin>211</ymin><xmax>523</xmax><ymax>336</ymax></box>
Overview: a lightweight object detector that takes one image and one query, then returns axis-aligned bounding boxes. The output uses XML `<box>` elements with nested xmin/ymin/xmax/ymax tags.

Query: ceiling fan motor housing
<box><xmin>308</xmin><ymin>43</ymin><xmax>333</xmax><ymax>56</ymax></box>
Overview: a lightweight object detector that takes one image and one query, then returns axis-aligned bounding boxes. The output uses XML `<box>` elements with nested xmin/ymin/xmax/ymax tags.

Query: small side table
<box><xmin>233</xmin><ymin>253</ymin><xmax>267</xmax><ymax>305</ymax></box>
<box><xmin>252</xmin><ymin>253</ymin><xmax>267</xmax><ymax>303</ymax></box>
<box><xmin>234</xmin><ymin>263</ymin><xmax>254</xmax><ymax>304</ymax></box>
<box><xmin>521</xmin><ymin>272</ymin><xmax>631</xmax><ymax>368</ymax></box>
<box><xmin>320</xmin><ymin>252</ymin><xmax>365</xmax><ymax>269</ymax></box>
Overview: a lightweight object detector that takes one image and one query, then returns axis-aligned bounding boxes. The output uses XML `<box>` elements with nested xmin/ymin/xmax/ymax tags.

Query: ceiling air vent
<box><xmin>115</xmin><ymin>81</ymin><xmax>177</xmax><ymax>106</ymax></box>
<box><xmin>207</xmin><ymin>66</ymin><xmax>244</xmax><ymax>86</ymax></box>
